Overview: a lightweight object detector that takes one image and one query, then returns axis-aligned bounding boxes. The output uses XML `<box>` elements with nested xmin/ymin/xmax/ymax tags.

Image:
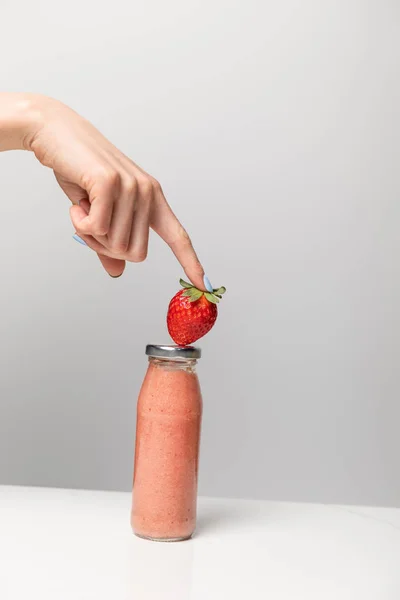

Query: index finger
<box><xmin>150</xmin><ymin>191</ymin><xmax>205</xmax><ymax>290</ymax></box>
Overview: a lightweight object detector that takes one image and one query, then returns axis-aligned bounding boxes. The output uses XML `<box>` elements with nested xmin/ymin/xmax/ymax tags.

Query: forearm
<box><xmin>0</xmin><ymin>93</ymin><xmax>43</xmax><ymax>152</ymax></box>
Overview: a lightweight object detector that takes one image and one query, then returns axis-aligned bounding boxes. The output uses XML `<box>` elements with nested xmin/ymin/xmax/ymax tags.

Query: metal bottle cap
<box><xmin>145</xmin><ymin>344</ymin><xmax>201</xmax><ymax>360</ymax></box>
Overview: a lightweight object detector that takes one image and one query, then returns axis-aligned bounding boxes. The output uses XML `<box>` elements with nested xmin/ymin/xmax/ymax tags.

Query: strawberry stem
<box><xmin>179</xmin><ymin>278</ymin><xmax>226</xmax><ymax>305</ymax></box>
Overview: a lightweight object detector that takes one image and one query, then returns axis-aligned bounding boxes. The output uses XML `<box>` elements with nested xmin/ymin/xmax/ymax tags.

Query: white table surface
<box><xmin>0</xmin><ymin>486</ymin><xmax>399</xmax><ymax>599</ymax></box>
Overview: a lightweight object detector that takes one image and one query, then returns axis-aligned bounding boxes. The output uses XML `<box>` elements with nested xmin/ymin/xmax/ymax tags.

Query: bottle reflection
<box><xmin>128</xmin><ymin>538</ymin><xmax>194</xmax><ymax>600</ymax></box>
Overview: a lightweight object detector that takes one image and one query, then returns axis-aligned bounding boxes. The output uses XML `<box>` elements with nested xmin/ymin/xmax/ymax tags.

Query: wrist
<box><xmin>0</xmin><ymin>93</ymin><xmax>50</xmax><ymax>152</ymax></box>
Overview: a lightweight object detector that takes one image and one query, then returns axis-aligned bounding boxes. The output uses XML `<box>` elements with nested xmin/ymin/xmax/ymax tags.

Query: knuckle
<box><xmin>75</xmin><ymin>222</ymin><xmax>89</xmax><ymax>235</ymax></box>
<box><xmin>151</xmin><ymin>178</ymin><xmax>162</xmax><ymax>194</ymax></box>
<box><xmin>168</xmin><ymin>225</ymin><xmax>191</xmax><ymax>249</ymax></box>
<box><xmin>178</xmin><ymin>226</ymin><xmax>191</xmax><ymax>243</ymax></box>
<box><xmin>140</xmin><ymin>177</ymin><xmax>153</xmax><ymax>197</ymax></box>
<box><xmin>91</xmin><ymin>224</ymin><xmax>108</xmax><ymax>236</ymax></box>
<box><xmin>105</xmin><ymin>169</ymin><xmax>120</xmax><ymax>188</ymax></box>
<box><xmin>124</xmin><ymin>176</ymin><xmax>138</xmax><ymax>195</ymax></box>
<box><xmin>95</xmin><ymin>167</ymin><xmax>120</xmax><ymax>188</ymax></box>
<box><xmin>112</xmin><ymin>240</ymin><xmax>129</xmax><ymax>254</ymax></box>
<box><xmin>130</xmin><ymin>248</ymin><xmax>148</xmax><ymax>263</ymax></box>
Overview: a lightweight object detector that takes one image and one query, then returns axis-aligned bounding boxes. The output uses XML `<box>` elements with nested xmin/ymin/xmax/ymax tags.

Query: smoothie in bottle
<box><xmin>131</xmin><ymin>345</ymin><xmax>202</xmax><ymax>541</ymax></box>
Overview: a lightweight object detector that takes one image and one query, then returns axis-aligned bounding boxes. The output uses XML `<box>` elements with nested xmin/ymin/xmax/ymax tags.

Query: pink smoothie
<box><xmin>131</xmin><ymin>359</ymin><xmax>202</xmax><ymax>541</ymax></box>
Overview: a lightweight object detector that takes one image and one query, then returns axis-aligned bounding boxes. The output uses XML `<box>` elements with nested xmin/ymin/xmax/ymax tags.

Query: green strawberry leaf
<box><xmin>213</xmin><ymin>287</ymin><xmax>226</xmax><ymax>295</ymax></box>
<box><xmin>183</xmin><ymin>289</ymin><xmax>194</xmax><ymax>297</ymax></box>
<box><xmin>205</xmin><ymin>292</ymin><xmax>219</xmax><ymax>304</ymax></box>
<box><xmin>188</xmin><ymin>289</ymin><xmax>204</xmax><ymax>302</ymax></box>
<box><xmin>180</xmin><ymin>279</ymin><xmax>193</xmax><ymax>289</ymax></box>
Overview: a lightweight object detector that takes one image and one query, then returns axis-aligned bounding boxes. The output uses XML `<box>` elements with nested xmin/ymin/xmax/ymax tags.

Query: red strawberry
<box><xmin>167</xmin><ymin>279</ymin><xmax>226</xmax><ymax>346</ymax></box>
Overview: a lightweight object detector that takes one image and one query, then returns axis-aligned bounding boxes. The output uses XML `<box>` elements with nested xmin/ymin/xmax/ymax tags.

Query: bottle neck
<box><xmin>149</xmin><ymin>356</ymin><xmax>198</xmax><ymax>373</ymax></box>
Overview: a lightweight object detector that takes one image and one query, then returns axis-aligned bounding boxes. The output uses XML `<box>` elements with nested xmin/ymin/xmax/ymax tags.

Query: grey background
<box><xmin>0</xmin><ymin>0</ymin><xmax>399</xmax><ymax>507</ymax></box>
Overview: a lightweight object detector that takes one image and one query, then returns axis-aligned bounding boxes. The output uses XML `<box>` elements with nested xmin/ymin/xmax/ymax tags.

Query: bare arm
<box><xmin>0</xmin><ymin>93</ymin><xmax>41</xmax><ymax>151</ymax></box>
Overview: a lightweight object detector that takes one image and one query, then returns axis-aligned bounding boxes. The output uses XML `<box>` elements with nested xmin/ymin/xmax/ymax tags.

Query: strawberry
<box><xmin>167</xmin><ymin>279</ymin><xmax>226</xmax><ymax>346</ymax></box>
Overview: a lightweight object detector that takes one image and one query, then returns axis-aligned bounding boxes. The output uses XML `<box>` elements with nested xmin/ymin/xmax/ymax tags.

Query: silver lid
<box><xmin>146</xmin><ymin>344</ymin><xmax>201</xmax><ymax>360</ymax></box>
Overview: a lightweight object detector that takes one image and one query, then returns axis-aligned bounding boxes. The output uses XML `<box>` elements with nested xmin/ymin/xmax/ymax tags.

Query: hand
<box><xmin>24</xmin><ymin>96</ymin><xmax>205</xmax><ymax>285</ymax></box>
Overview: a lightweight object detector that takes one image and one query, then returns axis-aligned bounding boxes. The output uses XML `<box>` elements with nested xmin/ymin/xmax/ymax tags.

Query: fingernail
<box><xmin>73</xmin><ymin>234</ymin><xmax>87</xmax><ymax>246</ymax></box>
<box><xmin>110</xmin><ymin>274</ymin><xmax>122</xmax><ymax>278</ymax></box>
<box><xmin>203</xmin><ymin>275</ymin><xmax>213</xmax><ymax>292</ymax></box>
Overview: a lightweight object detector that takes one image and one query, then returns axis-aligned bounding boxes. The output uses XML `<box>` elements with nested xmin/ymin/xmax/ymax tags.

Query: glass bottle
<box><xmin>131</xmin><ymin>345</ymin><xmax>203</xmax><ymax>541</ymax></box>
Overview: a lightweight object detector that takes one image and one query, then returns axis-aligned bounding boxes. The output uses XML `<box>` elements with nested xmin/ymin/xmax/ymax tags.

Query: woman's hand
<box><xmin>0</xmin><ymin>93</ymin><xmax>205</xmax><ymax>284</ymax></box>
